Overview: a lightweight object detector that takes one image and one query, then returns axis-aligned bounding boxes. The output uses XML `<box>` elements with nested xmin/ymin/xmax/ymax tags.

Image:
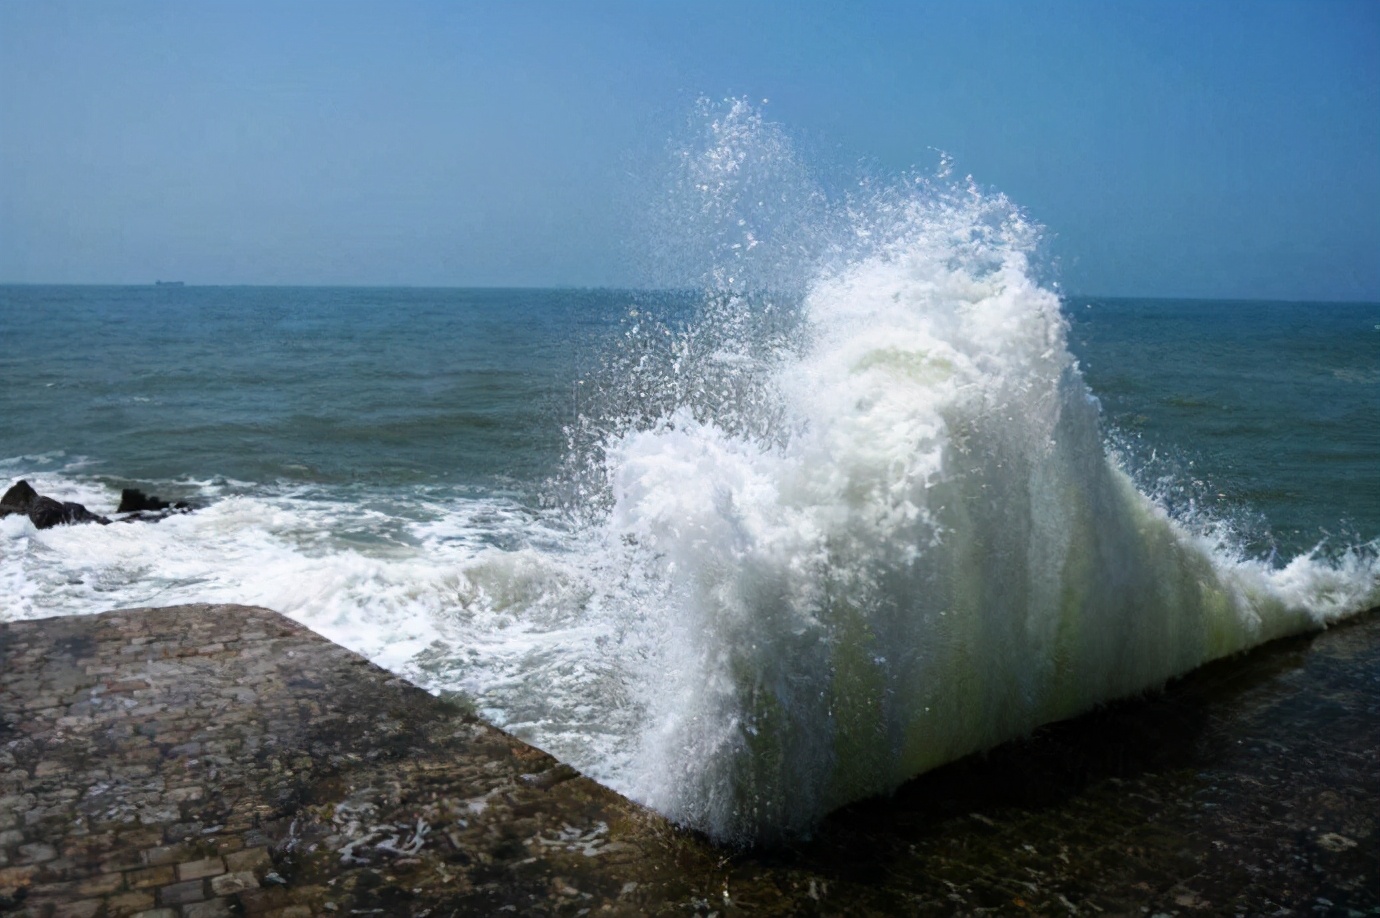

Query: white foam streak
<box><xmin>0</xmin><ymin>485</ymin><xmax>577</xmax><ymax>685</ymax></box>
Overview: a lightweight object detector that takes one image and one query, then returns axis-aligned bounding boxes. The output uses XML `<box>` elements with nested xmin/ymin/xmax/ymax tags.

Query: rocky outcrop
<box><xmin>116</xmin><ymin>487</ymin><xmax>193</xmax><ymax>520</ymax></box>
<box><xmin>0</xmin><ymin>479</ymin><xmax>109</xmax><ymax>529</ymax></box>
<box><xmin>1</xmin><ymin>480</ymin><xmax>194</xmax><ymax>530</ymax></box>
<box><xmin>116</xmin><ymin>488</ymin><xmax>191</xmax><ymax>514</ymax></box>
<box><xmin>0</xmin><ymin>479</ymin><xmax>38</xmax><ymax>511</ymax></box>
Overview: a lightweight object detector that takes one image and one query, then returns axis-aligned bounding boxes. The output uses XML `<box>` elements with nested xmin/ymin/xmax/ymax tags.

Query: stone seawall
<box><xmin>0</xmin><ymin>605</ymin><xmax>725</xmax><ymax>917</ymax></box>
<box><xmin>2</xmin><ymin>604</ymin><xmax>1377</xmax><ymax>917</ymax></box>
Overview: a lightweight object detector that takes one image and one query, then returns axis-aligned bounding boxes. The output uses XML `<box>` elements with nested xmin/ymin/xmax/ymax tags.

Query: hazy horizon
<box><xmin>7</xmin><ymin>280</ymin><xmax>1380</xmax><ymax>308</ymax></box>
<box><xmin>3</xmin><ymin>0</ymin><xmax>1377</xmax><ymax>301</ymax></box>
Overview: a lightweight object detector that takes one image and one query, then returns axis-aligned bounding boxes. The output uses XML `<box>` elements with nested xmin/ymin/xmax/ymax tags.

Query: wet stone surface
<box><xmin>1</xmin><ymin>603</ymin><xmax>1377</xmax><ymax>917</ymax></box>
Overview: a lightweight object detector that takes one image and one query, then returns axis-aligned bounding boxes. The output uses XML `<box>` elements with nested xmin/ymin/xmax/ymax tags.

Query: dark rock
<box><xmin>2</xmin><ymin>478</ymin><xmax>109</xmax><ymax>529</ymax></box>
<box><xmin>27</xmin><ymin>495</ymin><xmax>110</xmax><ymax>529</ymax></box>
<box><xmin>3</xmin><ymin>478</ymin><xmax>196</xmax><ymax>528</ymax></box>
<box><xmin>0</xmin><ymin>479</ymin><xmax>39</xmax><ymax>517</ymax></box>
<box><xmin>115</xmin><ymin>486</ymin><xmax>196</xmax><ymax>522</ymax></box>
<box><xmin>117</xmin><ymin>488</ymin><xmax>171</xmax><ymax>513</ymax></box>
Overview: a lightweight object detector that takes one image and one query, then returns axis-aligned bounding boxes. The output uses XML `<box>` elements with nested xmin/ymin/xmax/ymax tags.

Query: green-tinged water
<box><xmin>727</xmin><ymin>609</ymin><xmax>1380</xmax><ymax>915</ymax></box>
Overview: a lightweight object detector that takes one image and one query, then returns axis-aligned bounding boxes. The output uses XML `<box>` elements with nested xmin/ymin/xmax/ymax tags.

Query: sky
<box><xmin>1</xmin><ymin>0</ymin><xmax>1377</xmax><ymax>300</ymax></box>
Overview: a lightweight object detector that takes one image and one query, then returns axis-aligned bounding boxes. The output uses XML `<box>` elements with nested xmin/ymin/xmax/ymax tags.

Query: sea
<box><xmin>2</xmin><ymin>104</ymin><xmax>1378</xmax><ymax>848</ymax></box>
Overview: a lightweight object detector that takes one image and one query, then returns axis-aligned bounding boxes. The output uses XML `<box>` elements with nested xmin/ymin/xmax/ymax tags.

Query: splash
<box><xmin>585</xmin><ymin>100</ymin><xmax>1379</xmax><ymax>843</ymax></box>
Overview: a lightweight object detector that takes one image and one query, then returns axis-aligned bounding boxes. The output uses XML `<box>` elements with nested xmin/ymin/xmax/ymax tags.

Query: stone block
<box><xmin>51</xmin><ymin>899</ymin><xmax>102</xmax><ymax>918</ymax></box>
<box><xmin>210</xmin><ymin>870</ymin><xmax>258</xmax><ymax>895</ymax></box>
<box><xmin>157</xmin><ymin>878</ymin><xmax>206</xmax><ymax>906</ymax></box>
<box><xmin>97</xmin><ymin>848</ymin><xmax>143</xmax><ymax>873</ymax></box>
<box><xmin>136</xmin><ymin>804</ymin><xmax>181</xmax><ymax>826</ymax></box>
<box><xmin>125</xmin><ymin>866</ymin><xmax>175</xmax><ymax>889</ymax></box>
<box><xmin>183</xmin><ymin>897</ymin><xmax>232</xmax><ymax>918</ymax></box>
<box><xmin>163</xmin><ymin>821</ymin><xmax>203</xmax><ymax>841</ymax></box>
<box><xmin>210</xmin><ymin>836</ymin><xmax>243</xmax><ymax>854</ymax></box>
<box><xmin>103</xmin><ymin>889</ymin><xmax>156</xmax><ymax>916</ymax></box>
<box><xmin>69</xmin><ymin>871</ymin><xmax>124</xmax><ymax>896</ymax></box>
<box><xmin>141</xmin><ymin>845</ymin><xmax>189</xmax><ymax>866</ymax></box>
<box><xmin>223</xmin><ymin>847</ymin><xmax>270</xmax><ymax>873</ymax></box>
<box><xmin>175</xmin><ymin>856</ymin><xmax>225</xmax><ymax>881</ymax></box>
<box><xmin>22</xmin><ymin>879</ymin><xmax>108</xmax><ymax>905</ymax></box>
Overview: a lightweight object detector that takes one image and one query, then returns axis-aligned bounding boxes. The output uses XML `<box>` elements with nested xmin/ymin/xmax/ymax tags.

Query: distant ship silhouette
<box><xmin>154</xmin><ymin>280</ymin><xmax>184</xmax><ymax>286</ymax></box>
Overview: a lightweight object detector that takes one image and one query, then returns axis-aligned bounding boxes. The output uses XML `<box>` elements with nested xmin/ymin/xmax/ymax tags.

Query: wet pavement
<box><xmin>2</xmin><ymin>603</ymin><xmax>1376</xmax><ymax>917</ymax></box>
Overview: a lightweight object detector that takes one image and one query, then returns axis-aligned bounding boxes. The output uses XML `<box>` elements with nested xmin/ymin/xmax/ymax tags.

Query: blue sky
<box><xmin>1</xmin><ymin>0</ymin><xmax>1377</xmax><ymax>299</ymax></box>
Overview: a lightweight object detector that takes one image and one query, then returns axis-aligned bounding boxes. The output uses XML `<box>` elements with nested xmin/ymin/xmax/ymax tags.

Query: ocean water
<box><xmin>2</xmin><ymin>104</ymin><xmax>1378</xmax><ymax>845</ymax></box>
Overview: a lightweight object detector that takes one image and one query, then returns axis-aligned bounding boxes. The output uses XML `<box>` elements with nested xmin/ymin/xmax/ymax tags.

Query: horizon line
<box><xmin>1</xmin><ymin>281</ymin><xmax>1378</xmax><ymax>307</ymax></box>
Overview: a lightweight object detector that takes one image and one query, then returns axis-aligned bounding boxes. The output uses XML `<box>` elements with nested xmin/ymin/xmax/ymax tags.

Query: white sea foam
<box><xmin>599</xmin><ymin>238</ymin><xmax>1378</xmax><ymax>841</ymax></box>
<box><xmin>0</xmin><ymin>477</ymin><xmax>544</xmax><ymax>670</ymax></box>
<box><xmin>575</xmin><ymin>101</ymin><xmax>1379</xmax><ymax>842</ymax></box>
<box><xmin>0</xmin><ymin>471</ymin><xmax>630</xmax><ymax>770</ymax></box>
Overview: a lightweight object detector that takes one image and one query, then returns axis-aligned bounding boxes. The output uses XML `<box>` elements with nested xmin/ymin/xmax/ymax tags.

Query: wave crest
<box><xmin>595</xmin><ymin>100</ymin><xmax>1378</xmax><ymax>843</ymax></box>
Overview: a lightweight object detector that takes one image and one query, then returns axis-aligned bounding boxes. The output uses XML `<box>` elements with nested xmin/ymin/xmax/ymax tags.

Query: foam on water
<box><xmin>2</xmin><ymin>101</ymin><xmax>1376</xmax><ymax>846</ymax></box>
<box><xmin>0</xmin><ymin>470</ymin><xmax>543</xmax><ymax>670</ymax></box>
<box><xmin>0</xmin><ymin>462</ymin><xmax>635</xmax><ymax>772</ymax></box>
<box><xmin>577</xmin><ymin>101</ymin><xmax>1379</xmax><ymax>842</ymax></box>
<box><xmin>600</xmin><ymin>239</ymin><xmax>1378</xmax><ymax>841</ymax></box>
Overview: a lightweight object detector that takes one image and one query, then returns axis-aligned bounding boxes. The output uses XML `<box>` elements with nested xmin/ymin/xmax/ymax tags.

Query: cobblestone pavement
<box><xmin>2</xmin><ymin>604</ymin><xmax>1377</xmax><ymax>918</ymax></box>
<box><xmin>0</xmin><ymin>605</ymin><xmax>728</xmax><ymax>918</ymax></box>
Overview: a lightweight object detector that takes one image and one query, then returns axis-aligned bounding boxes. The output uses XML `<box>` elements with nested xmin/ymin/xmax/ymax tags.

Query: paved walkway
<box><xmin>2</xmin><ymin>603</ymin><xmax>1377</xmax><ymax>917</ymax></box>
<box><xmin>0</xmin><ymin>605</ymin><xmax>725</xmax><ymax>918</ymax></box>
